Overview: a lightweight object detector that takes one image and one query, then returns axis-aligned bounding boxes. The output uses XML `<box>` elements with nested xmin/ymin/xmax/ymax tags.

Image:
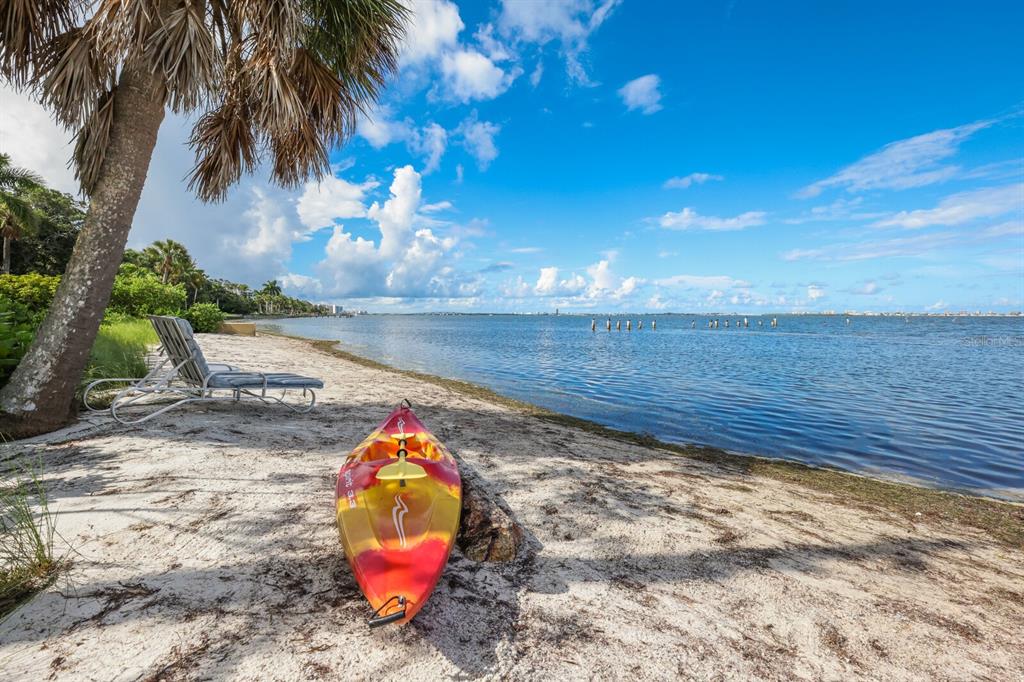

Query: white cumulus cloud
<box><xmin>308</xmin><ymin>166</ymin><xmax>477</xmax><ymax>300</ymax></box>
<box><xmin>401</xmin><ymin>0</ymin><xmax>464</xmax><ymax>65</ymax></box>
<box><xmin>442</xmin><ymin>50</ymin><xmax>517</xmax><ymax>102</ymax></box>
<box><xmin>296</xmin><ymin>175</ymin><xmax>377</xmax><ymax>232</ymax></box>
<box><xmin>618</xmin><ymin>74</ymin><xmax>663</xmax><ymax>114</ymax></box>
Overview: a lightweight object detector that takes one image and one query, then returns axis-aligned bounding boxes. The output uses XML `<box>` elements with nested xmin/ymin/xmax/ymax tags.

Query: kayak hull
<box><xmin>335</xmin><ymin>405</ymin><xmax>461</xmax><ymax>625</ymax></box>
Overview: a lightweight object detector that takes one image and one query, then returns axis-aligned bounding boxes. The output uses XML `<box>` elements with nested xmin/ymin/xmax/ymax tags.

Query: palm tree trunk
<box><xmin>2</xmin><ymin>236</ymin><xmax>10</xmax><ymax>275</ymax></box>
<box><xmin>0</xmin><ymin>57</ymin><xmax>166</xmax><ymax>437</ymax></box>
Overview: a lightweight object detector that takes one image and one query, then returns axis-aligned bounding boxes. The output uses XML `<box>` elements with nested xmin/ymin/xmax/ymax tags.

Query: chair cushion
<box><xmin>207</xmin><ymin>372</ymin><xmax>324</xmax><ymax>390</ymax></box>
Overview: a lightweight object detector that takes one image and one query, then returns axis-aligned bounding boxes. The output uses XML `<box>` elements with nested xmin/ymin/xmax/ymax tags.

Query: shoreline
<box><xmin>2</xmin><ymin>331</ymin><xmax>1022</xmax><ymax>679</ymax></box>
<box><xmin>264</xmin><ymin>330</ymin><xmax>1023</xmax><ymax>548</ymax></box>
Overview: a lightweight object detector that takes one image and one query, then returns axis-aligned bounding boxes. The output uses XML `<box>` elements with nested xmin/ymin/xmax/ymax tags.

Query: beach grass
<box><xmin>83</xmin><ymin>318</ymin><xmax>157</xmax><ymax>385</ymax></box>
<box><xmin>0</xmin><ymin>460</ymin><xmax>65</xmax><ymax>620</ymax></box>
<box><xmin>302</xmin><ymin>337</ymin><xmax>1023</xmax><ymax>548</ymax></box>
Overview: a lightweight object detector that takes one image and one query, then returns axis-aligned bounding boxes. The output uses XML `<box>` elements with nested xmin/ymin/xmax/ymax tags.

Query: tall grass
<box><xmin>83</xmin><ymin>318</ymin><xmax>157</xmax><ymax>383</ymax></box>
<box><xmin>0</xmin><ymin>461</ymin><xmax>64</xmax><ymax>619</ymax></box>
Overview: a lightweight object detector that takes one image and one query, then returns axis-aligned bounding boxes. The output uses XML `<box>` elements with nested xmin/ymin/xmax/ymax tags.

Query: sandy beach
<box><xmin>1</xmin><ymin>332</ymin><xmax>1022</xmax><ymax>680</ymax></box>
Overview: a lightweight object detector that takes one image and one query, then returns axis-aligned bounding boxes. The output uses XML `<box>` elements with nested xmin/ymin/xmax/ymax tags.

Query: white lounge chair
<box><xmin>83</xmin><ymin>315</ymin><xmax>322</xmax><ymax>424</ymax></box>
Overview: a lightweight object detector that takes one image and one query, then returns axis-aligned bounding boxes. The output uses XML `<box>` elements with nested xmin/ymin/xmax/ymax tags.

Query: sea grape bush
<box><xmin>107</xmin><ymin>265</ymin><xmax>187</xmax><ymax>317</ymax></box>
<box><xmin>183</xmin><ymin>303</ymin><xmax>225</xmax><ymax>333</ymax></box>
<box><xmin>0</xmin><ymin>299</ymin><xmax>38</xmax><ymax>388</ymax></box>
<box><xmin>0</xmin><ymin>269</ymin><xmax>186</xmax><ymax>319</ymax></box>
<box><xmin>0</xmin><ymin>274</ymin><xmax>60</xmax><ymax>312</ymax></box>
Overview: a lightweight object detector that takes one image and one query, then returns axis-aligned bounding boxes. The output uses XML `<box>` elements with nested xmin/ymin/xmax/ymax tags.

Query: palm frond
<box><xmin>145</xmin><ymin>0</ymin><xmax>220</xmax><ymax>112</ymax></box>
<box><xmin>245</xmin><ymin>47</ymin><xmax>303</xmax><ymax>134</ymax></box>
<box><xmin>37</xmin><ymin>26</ymin><xmax>114</xmax><ymax>128</ymax></box>
<box><xmin>71</xmin><ymin>87</ymin><xmax>117</xmax><ymax>195</ymax></box>
<box><xmin>88</xmin><ymin>0</ymin><xmax>162</xmax><ymax>57</ymax></box>
<box><xmin>0</xmin><ymin>156</ymin><xmax>44</xmax><ymax>192</ymax></box>
<box><xmin>300</xmin><ymin>0</ymin><xmax>408</xmax><ymax>108</ymax></box>
<box><xmin>0</xmin><ymin>193</ymin><xmax>42</xmax><ymax>238</ymax></box>
<box><xmin>187</xmin><ymin>98</ymin><xmax>259</xmax><ymax>202</ymax></box>
<box><xmin>289</xmin><ymin>47</ymin><xmax>352</xmax><ymax>143</ymax></box>
<box><xmin>238</xmin><ymin>0</ymin><xmax>301</xmax><ymax>53</ymax></box>
<box><xmin>268</xmin><ymin>120</ymin><xmax>329</xmax><ymax>189</ymax></box>
<box><xmin>0</xmin><ymin>0</ymin><xmax>78</xmax><ymax>85</ymax></box>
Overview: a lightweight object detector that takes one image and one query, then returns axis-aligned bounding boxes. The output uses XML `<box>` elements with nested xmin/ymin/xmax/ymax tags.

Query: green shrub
<box><xmin>0</xmin><ymin>274</ymin><xmax>60</xmax><ymax>313</ymax></box>
<box><xmin>108</xmin><ymin>265</ymin><xmax>186</xmax><ymax>317</ymax></box>
<box><xmin>183</xmin><ymin>303</ymin><xmax>225</xmax><ymax>333</ymax></box>
<box><xmin>0</xmin><ymin>299</ymin><xmax>38</xmax><ymax>389</ymax></box>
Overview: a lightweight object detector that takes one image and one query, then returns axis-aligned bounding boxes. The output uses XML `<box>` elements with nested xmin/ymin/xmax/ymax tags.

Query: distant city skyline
<box><xmin>1</xmin><ymin>1</ymin><xmax>1021</xmax><ymax>313</ymax></box>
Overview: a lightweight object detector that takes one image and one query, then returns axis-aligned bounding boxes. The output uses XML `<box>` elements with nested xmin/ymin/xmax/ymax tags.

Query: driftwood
<box><xmin>456</xmin><ymin>458</ymin><xmax>524</xmax><ymax>562</ymax></box>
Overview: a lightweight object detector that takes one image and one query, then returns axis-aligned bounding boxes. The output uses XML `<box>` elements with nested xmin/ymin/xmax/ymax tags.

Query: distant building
<box><xmin>331</xmin><ymin>304</ymin><xmax>344</xmax><ymax>315</ymax></box>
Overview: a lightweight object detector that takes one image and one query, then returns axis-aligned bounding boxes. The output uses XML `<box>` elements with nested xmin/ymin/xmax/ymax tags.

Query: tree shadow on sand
<box><xmin>0</xmin><ymin>399</ymin><xmax>983</xmax><ymax>677</ymax></box>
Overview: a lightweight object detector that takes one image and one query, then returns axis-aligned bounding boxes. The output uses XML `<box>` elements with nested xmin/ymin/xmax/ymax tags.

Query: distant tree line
<box><xmin>123</xmin><ymin>240</ymin><xmax>327</xmax><ymax>317</ymax></box>
<box><xmin>2</xmin><ymin>153</ymin><xmax>327</xmax><ymax>318</ymax></box>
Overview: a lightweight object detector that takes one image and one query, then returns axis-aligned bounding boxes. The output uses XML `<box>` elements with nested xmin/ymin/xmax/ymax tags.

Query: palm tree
<box><xmin>184</xmin><ymin>267</ymin><xmax>206</xmax><ymax>305</ymax></box>
<box><xmin>0</xmin><ymin>0</ymin><xmax>407</xmax><ymax>435</ymax></box>
<box><xmin>261</xmin><ymin>279</ymin><xmax>282</xmax><ymax>297</ymax></box>
<box><xmin>0</xmin><ymin>154</ymin><xmax>45</xmax><ymax>274</ymax></box>
<box><xmin>142</xmin><ymin>239</ymin><xmax>191</xmax><ymax>284</ymax></box>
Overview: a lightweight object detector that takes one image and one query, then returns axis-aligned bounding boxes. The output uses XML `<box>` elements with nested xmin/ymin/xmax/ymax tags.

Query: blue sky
<box><xmin>1</xmin><ymin>0</ymin><xmax>1022</xmax><ymax>312</ymax></box>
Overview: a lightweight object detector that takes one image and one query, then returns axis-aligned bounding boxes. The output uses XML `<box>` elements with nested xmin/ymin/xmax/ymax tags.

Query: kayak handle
<box><xmin>368</xmin><ymin>595</ymin><xmax>406</xmax><ymax>628</ymax></box>
<box><xmin>368</xmin><ymin>609</ymin><xmax>406</xmax><ymax>628</ymax></box>
<box><xmin>399</xmin><ymin>398</ymin><xmax>412</xmax><ymax>409</ymax></box>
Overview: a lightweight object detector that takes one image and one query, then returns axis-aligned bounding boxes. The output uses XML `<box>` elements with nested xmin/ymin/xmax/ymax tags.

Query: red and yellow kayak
<box><xmin>335</xmin><ymin>402</ymin><xmax>462</xmax><ymax>626</ymax></box>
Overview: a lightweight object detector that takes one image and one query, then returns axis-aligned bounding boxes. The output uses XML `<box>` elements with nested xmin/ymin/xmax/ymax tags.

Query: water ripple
<box><xmin>262</xmin><ymin>314</ymin><xmax>1024</xmax><ymax>500</ymax></box>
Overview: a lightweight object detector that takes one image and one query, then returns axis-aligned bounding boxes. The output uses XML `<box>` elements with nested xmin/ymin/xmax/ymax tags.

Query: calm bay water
<box><xmin>260</xmin><ymin>314</ymin><xmax>1024</xmax><ymax>500</ymax></box>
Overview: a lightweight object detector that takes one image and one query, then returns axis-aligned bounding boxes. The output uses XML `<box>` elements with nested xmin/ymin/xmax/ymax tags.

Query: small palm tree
<box><xmin>0</xmin><ymin>0</ymin><xmax>408</xmax><ymax>435</ymax></box>
<box><xmin>0</xmin><ymin>154</ymin><xmax>45</xmax><ymax>275</ymax></box>
<box><xmin>261</xmin><ymin>279</ymin><xmax>283</xmax><ymax>297</ymax></box>
<box><xmin>184</xmin><ymin>267</ymin><xmax>206</xmax><ymax>305</ymax></box>
<box><xmin>142</xmin><ymin>239</ymin><xmax>191</xmax><ymax>284</ymax></box>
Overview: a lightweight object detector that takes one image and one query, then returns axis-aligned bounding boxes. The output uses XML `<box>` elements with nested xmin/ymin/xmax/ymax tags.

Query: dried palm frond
<box><xmin>237</xmin><ymin>0</ymin><xmax>301</xmax><ymax>54</ymax></box>
<box><xmin>72</xmin><ymin>87</ymin><xmax>116</xmax><ymax>195</ymax></box>
<box><xmin>289</xmin><ymin>47</ymin><xmax>352</xmax><ymax>143</ymax></box>
<box><xmin>245</xmin><ymin>47</ymin><xmax>303</xmax><ymax>134</ymax></box>
<box><xmin>0</xmin><ymin>0</ymin><xmax>78</xmax><ymax>85</ymax></box>
<box><xmin>187</xmin><ymin>98</ymin><xmax>259</xmax><ymax>202</ymax></box>
<box><xmin>88</xmin><ymin>0</ymin><xmax>162</xmax><ymax>56</ymax></box>
<box><xmin>145</xmin><ymin>0</ymin><xmax>220</xmax><ymax>112</ymax></box>
<box><xmin>6</xmin><ymin>0</ymin><xmax>408</xmax><ymax>201</ymax></box>
<box><xmin>37</xmin><ymin>26</ymin><xmax>114</xmax><ymax>127</ymax></box>
<box><xmin>268</xmin><ymin>121</ymin><xmax>329</xmax><ymax>189</ymax></box>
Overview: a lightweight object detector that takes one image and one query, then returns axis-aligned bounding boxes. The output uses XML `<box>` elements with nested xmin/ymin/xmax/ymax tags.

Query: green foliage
<box><xmin>9</xmin><ymin>187</ymin><xmax>85</xmax><ymax>276</ymax></box>
<box><xmin>1</xmin><ymin>459</ymin><xmax>64</xmax><ymax>619</ymax></box>
<box><xmin>108</xmin><ymin>265</ymin><xmax>186</xmax><ymax>317</ymax></box>
<box><xmin>183</xmin><ymin>302</ymin><xmax>225</xmax><ymax>333</ymax></box>
<box><xmin>0</xmin><ymin>273</ymin><xmax>59</xmax><ymax>312</ymax></box>
<box><xmin>83</xmin><ymin>319</ymin><xmax>156</xmax><ymax>384</ymax></box>
<box><xmin>0</xmin><ymin>299</ymin><xmax>37</xmax><ymax>388</ymax></box>
<box><xmin>196</xmin><ymin>277</ymin><xmax>257</xmax><ymax>315</ymax></box>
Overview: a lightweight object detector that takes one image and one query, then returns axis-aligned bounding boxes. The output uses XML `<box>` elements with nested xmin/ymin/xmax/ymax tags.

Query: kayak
<box><xmin>335</xmin><ymin>401</ymin><xmax>462</xmax><ymax>626</ymax></box>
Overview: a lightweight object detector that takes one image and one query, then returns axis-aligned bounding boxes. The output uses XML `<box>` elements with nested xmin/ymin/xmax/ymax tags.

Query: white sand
<box><xmin>1</xmin><ymin>332</ymin><xmax>1021</xmax><ymax>680</ymax></box>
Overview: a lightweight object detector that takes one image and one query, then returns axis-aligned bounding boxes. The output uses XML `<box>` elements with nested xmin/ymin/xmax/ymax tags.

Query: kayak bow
<box><xmin>335</xmin><ymin>401</ymin><xmax>462</xmax><ymax>626</ymax></box>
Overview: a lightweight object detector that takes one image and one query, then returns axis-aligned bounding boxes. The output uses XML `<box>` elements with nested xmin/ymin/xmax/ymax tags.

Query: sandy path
<box><xmin>1</xmin><ymin>333</ymin><xmax>1021</xmax><ymax>680</ymax></box>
